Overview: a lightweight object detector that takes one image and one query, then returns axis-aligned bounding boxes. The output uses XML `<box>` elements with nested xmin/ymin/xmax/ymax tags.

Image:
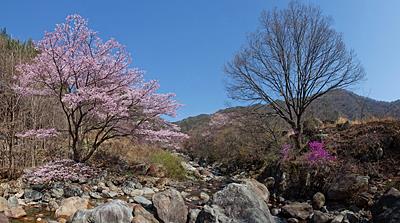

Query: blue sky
<box><xmin>2</xmin><ymin>0</ymin><xmax>400</xmax><ymax>120</ymax></box>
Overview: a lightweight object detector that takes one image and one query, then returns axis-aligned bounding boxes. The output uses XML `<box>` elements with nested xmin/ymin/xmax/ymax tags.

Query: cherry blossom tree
<box><xmin>15</xmin><ymin>15</ymin><xmax>187</xmax><ymax>162</ymax></box>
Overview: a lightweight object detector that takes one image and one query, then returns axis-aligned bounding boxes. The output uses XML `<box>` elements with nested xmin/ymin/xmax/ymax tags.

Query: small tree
<box><xmin>15</xmin><ymin>15</ymin><xmax>187</xmax><ymax>162</ymax></box>
<box><xmin>225</xmin><ymin>2</ymin><xmax>364</xmax><ymax>151</ymax></box>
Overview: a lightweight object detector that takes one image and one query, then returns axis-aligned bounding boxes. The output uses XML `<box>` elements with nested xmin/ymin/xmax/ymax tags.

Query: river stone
<box><xmin>200</xmin><ymin>192</ymin><xmax>210</xmax><ymax>203</ymax></box>
<box><xmin>153</xmin><ymin>188</ymin><xmax>188</xmax><ymax>223</ymax></box>
<box><xmin>51</xmin><ymin>188</ymin><xmax>64</xmax><ymax>198</ymax></box>
<box><xmin>312</xmin><ymin>192</ymin><xmax>326</xmax><ymax>210</ymax></box>
<box><xmin>7</xmin><ymin>196</ymin><xmax>18</xmax><ymax>208</ymax></box>
<box><xmin>0</xmin><ymin>213</ymin><xmax>9</xmax><ymax>223</ymax></box>
<box><xmin>130</xmin><ymin>189</ymin><xmax>144</xmax><ymax>197</ymax></box>
<box><xmin>0</xmin><ymin>197</ymin><xmax>8</xmax><ymax>212</ymax></box>
<box><xmin>24</xmin><ymin>189</ymin><xmax>43</xmax><ymax>201</ymax></box>
<box><xmin>134</xmin><ymin>196</ymin><xmax>152</xmax><ymax>207</ymax></box>
<box><xmin>282</xmin><ymin>202</ymin><xmax>313</xmax><ymax>220</ymax></box>
<box><xmin>188</xmin><ymin>209</ymin><xmax>201</xmax><ymax>223</ymax></box>
<box><xmin>210</xmin><ymin>181</ymin><xmax>275</xmax><ymax>223</ymax></box>
<box><xmin>311</xmin><ymin>210</ymin><xmax>332</xmax><ymax>223</ymax></box>
<box><xmin>242</xmin><ymin>179</ymin><xmax>270</xmax><ymax>203</ymax></box>
<box><xmin>64</xmin><ymin>185</ymin><xmax>83</xmax><ymax>198</ymax></box>
<box><xmin>102</xmin><ymin>190</ymin><xmax>118</xmax><ymax>198</ymax></box>
<box><xmin>55</xmin><ymin>197</ymin><xmax>89</xmax><ymax>218</ymax></box>
<box><xmin>195</xmin><ymin>205</ymin><xmax>232</xmax><ymax>223</ymax></box>
<box><xmin>70</xmin><ymin>200</ymin><xmax>133</xmax><ymax>223</ymax></box>
<box><xmin>4</xmin><ymin>206</ymin><xmax>26</xmax><ymax>219</ymax></box>
<box><xmin>89</xmin><ymin>192</ymin><xmax>103</xmax><ymax>199</ymax></box>
<box><xmin>122</xmin><ymin>181</ymin><xmax>137</xmax><ymax>195</ymax></box>
<box><xmin>142</xmin><ymin>187</ymin><xmax>155</xmax><ymax>196</ymax></box>
<box><xmin>132</xmin><ymin>204</ymin><xmax>159</xmax><ymax>223</ymax></box>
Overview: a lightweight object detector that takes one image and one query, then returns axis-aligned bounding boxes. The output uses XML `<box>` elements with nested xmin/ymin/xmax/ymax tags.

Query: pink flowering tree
<box><xmin>15</xmin><ymin>15</ymin><xmax>187</xmax><ymax>162</ymax></box>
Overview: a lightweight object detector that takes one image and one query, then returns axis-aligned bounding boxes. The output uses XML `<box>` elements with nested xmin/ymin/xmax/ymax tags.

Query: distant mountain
<box><xmin>176</xmin><ymin>89</ymin><xmax>400</xmax><ymax>133</ymax></box>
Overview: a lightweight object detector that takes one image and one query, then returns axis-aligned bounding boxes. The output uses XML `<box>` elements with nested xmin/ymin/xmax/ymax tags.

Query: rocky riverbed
<box><xmin>0</xmin><ymin>157</ymin><xmax>399</xmax><ymax>223</ymax></box>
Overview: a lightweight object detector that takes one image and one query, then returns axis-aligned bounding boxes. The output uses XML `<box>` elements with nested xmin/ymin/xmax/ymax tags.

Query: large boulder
<box><xmin>282</xmin><ymin>202</ymin><xmax>313</xmax><ymax>220</ymax></box>
<box><xmin>55</xmin><ymin>197</ymin><xmax>89</xmax><ymax>219</ymax></box>
<box><xmin>3</xmin><ymin>206</ymin><xmax>26</xmax><ymax>219</ymax></box>
<box><xmin>132</xmin><ymin>204</ymin><xmax>159</xmax><ymax>223</ymax></box>
<box><xmin>70</xmin><ymin>200</ymin><xmax>133</xmax><ymax>223</ymax></box>
<box><xmin>0</xmin><ymin>197</ymin><xmax>7</xmax><ymax>212</ymax></box>
<box><xmin>327</xmin><ymin>174</ymin><xmax>369</xmax><ymax>201</ymax></box>
<box><xmin>372</xmin><ymin>187</ymin><xmax>400</xmax><ymax>223</ymax></box>
<box><xmin>195</xmin><ymin>205</ymin><xmax>232</xmax><ymax>223</ymax></box>
<box><xmin>24</xmin><ymin>189</ymin><xmax>43</xmax><ymax>201</ymax></box>
<box><xmin>242</xmin><ymin>179</ymin><xmax>270</xmax><ymax>203</ymax></box>
<box><xmin>64</xmin><ymin>185</ymin><xmax>83</xmax><ymax>197</ymax></box>
<box><xmin>197</xmin><ymin>180</ymin><xmax>275</xmax><ymax>223</ymax></box>
<box><xmin>0</xmin><ymin>213</ymin><xmax>9</xmax><ymax>223</ymax></box>
<box><xmin>153</xmin><ymin>188</ymin><xmax>188</xmax><ymax>223</ymax></box>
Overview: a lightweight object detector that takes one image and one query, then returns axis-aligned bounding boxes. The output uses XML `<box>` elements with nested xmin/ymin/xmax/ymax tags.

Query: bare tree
<box><xmin>225</xmin><ymin>2</ymin><xmax>365</xmax><ymax>150</ymax></box>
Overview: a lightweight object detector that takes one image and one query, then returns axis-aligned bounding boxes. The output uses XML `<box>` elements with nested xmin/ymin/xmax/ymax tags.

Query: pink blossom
<box><xmin>14</xmin><ymin>14</ymin><xmax>187</xmax><ymax>157</ymax></box>
<box><xmin>305</xmin><ymin>141</ymin><xmax>336</xmax><ymax>165</ymax></box>
<box><xmin>16</xmin><ymin>128</ymin><xmax>59</xmax><ymax>139</ymax></box>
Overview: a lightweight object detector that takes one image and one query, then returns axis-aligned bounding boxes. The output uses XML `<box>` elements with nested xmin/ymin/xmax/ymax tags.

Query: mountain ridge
<box><xmin>176</xmin><ymin>89</ymin><xmax>400</xmax><ymax>133</ymax></box>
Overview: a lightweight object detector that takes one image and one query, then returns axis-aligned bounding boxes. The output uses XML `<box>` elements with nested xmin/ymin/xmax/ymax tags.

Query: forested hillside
<box><xmin>176</xmin><ymin>89</ymin><xmax>400</xmax><ymax>133</ymax></box>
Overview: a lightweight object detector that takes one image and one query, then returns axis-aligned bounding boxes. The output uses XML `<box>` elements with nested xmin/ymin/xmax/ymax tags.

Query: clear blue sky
<box><xmin>2</xmin><ymin>0</ymin><xmax>400</xmax><ymax>120</ymax></box>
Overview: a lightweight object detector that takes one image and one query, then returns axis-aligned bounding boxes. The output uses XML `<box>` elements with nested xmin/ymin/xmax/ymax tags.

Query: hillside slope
<box><xmin>176</xmin><ymin>89</ymin><xmax>400</xmax><ymax>132</ymax></box>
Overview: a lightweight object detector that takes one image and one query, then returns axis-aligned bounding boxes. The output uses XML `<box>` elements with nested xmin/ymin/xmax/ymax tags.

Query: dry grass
<box><xmin>99</xmin><ymin>139</ymin><xmax>187</xmax><ymax>179</ymax></box>
<box><xmin>331</xmin><ymin>116</ymin><xmax>396</xmax><ymax>127</ymax></box>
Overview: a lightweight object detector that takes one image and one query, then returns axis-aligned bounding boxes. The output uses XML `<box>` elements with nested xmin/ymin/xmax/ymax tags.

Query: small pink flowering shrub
<box><xmin>305</xmin><ymin>141</ymin><xmax>336</xmax><ymax>165</ymax></box>
<box><xmin>23</xmin><ymin>159</ymin><xmax>97</xmax><ymax>185</ymax></box>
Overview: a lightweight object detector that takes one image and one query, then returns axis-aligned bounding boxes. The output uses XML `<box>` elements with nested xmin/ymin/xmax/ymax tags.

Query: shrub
<box><xmin>23</xmin><ymin>159</ymin><xmax>97</xmax><ymax>185</ymax></box>
<box><xmin>305</xmin><ymin>141</ymin><xmax>336</xmax><ymax>165</ymax></box>
<box><xmin>150</xmin><ymin>150</ymin><xmax>187</xmax><ymax>180</ymax></box>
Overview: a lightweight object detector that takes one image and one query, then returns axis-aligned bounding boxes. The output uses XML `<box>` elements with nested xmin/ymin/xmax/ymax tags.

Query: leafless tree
<box><xmin>225</xmin><ymin>2</ymin><xmax>365</xmax><ymax>150</ymax></box>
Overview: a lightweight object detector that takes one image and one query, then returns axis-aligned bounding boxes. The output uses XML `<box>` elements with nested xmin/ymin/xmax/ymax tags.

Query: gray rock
<box><xmin>50</xmin><ymin>188</ymin><xmax>64</xmax><ymax>198</ymax></box>
<box><xmin>311</xmin><ymin>210</ymin><xmax>332</xmax><ymax>223</ymax></box>
<box><xmin>207</xmin><ymin>181</ymin><xmax>275</xmax><ymax>223</ymax></box>
<box><xmin>242</xmin><ymin>179</ymin><xmax>270</xmax><ymax>203</ymax></box>
<box><xmin>287</xmin><ymin>218</ymin><xmax>299</xmax><ymax>223</ymax></box>
<box><xmin>130</xmin><ymin>189</ymin><xmax>144</xmax><ymax>197</ymax></box>
<box><xmin>134</xmin><ymin>196</ymin><xmax>152</xmax><ymax>207</ymax></box>
<box><xmin>102</xmin><ymin>190</ymin><xmax>118</xmax><ymax>198</ymax></box>
<box><xmin>55</xmin><ymin>197</ymin><xmax>89</xmax><ymax>218</ymax></box>
<box><xmin>122</xmin><ymin>181</ymin><xmax>137</xmax><ymax>195</ymax></box>
<box><xmin>0</xmin><ymin>197</ymin><xmax>8</xmax><ymax>212</ymax></box>
<box><xmin>4</xmin><ymin>206</ymin><xmax>26</xmax><ymax>219</ymax></box>
<box><xmin>64</xmin><ymin>185</ymin><xmax>83</xmax><ymax>197</ymax></box>
<box><xmin>142</xmin><ymin>187</ymin><xmax>155</xmax><ymax>196</ymax></box>
<box><xmin>344</xmin><ymin>211</ymin><xmax>359</xmax><ymax>223</ymax></box>
<box><xmin>282</xmin><ymin>202</ymin><xmax>313</xmax><ymax>220</ymax></box>
<box><xmin>271</xmin><ymin>208</ymin><xmax>281</xmax><ymax>216</ymax></box>
<box><xmin>7</xmin><ymin>196</ymin><xmax>18</xmax><ymax>208</ymax></box>
<box><xmin>200</xmin><ymin>192</ymin><xmax>210</xmax><ymax>203</ymax></box>
<box><xmin>0</xmin><ymin>213</ymin><xmax>9</xmax><ymax>223</ymax></box>
<box><xmin>70</xmin><ymin>200</ymin><xmax>133</xmax><ymax>223</ymax></box>
<box><xmin>195</xmin><ymin>205</ymin><xmax>231</xmax><ymax>223</ymax></box>
<box><xmin>312</xmin><ymin>192</ymin><xmax>326</xmax><ymax>210</ymax></box>
<box><xmin>331</xmin><ymin>214</ymin><xmax>344</xmax><ymax>223</ymax></box>
<box><xmin>24</xmin><ymin>189</ymin><xmax>43</xmax><ymax>201</ymax></box>
<box><xmin>189</xmin><ymin>209</ymin><xmax>201</xmax><ymax>223</ymax></box>
<box><xmin>89</xmin><ymin>192</ymin><xmax>103</xmax><ymax>199</ymax></box>
<box><xmin>132</xmin><ymin>204</ymin><xmax>159</xmax><ymax>223</ymax></box>
<box><xmin>327</xmin><ymin>174</ymin><xmax>369</xmax><ymax>201</ymax></box>
<box><xmin>153</xmin><ymin>188</ymin><xmax>188</xmax><ymax>223</ymax></box>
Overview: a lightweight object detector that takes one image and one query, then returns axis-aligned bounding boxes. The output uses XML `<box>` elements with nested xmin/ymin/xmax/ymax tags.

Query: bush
<box><xmin>150</xmin><ymin>150</ymin><xmax>187</xmax><ymax>180</ymax></box>
<box><xmin>23</xmin><ymin>159</ymin><xmax>97</xmax><ymax>185</ymax></box>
